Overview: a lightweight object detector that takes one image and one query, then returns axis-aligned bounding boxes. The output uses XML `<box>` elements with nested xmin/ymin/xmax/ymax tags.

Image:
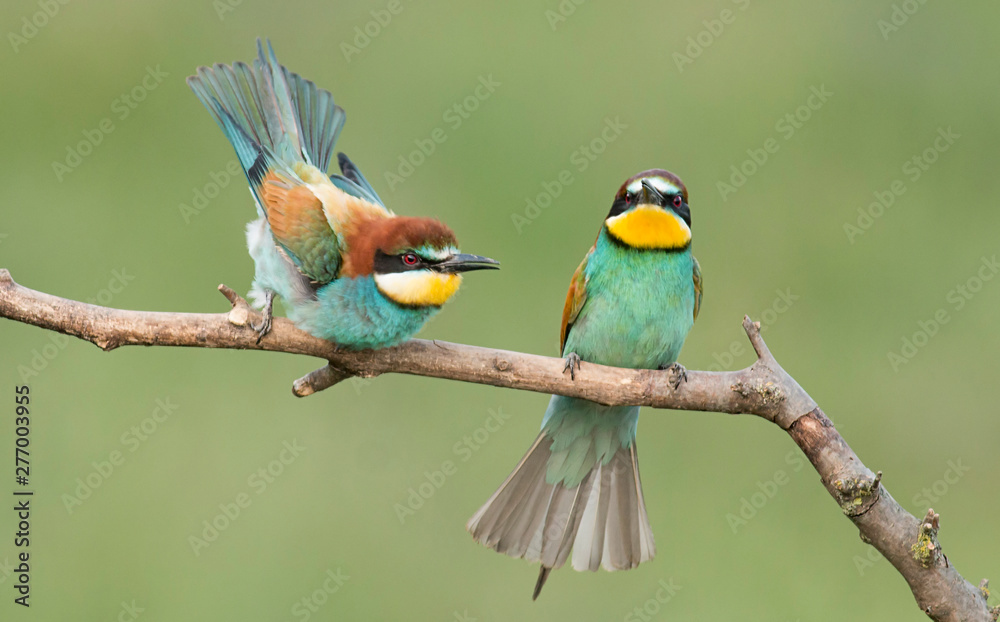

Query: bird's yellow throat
<box><xmin>605</xmin><ymin>204</ymin><xmax>691</xmax><ymax>250</ymax></box>
<box><xmin>375</xmin><ymin>271</ymin><xmax>463</xmax><ymax>307</ymax></box>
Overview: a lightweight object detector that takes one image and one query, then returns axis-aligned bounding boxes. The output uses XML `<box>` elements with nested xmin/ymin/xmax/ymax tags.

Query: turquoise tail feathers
<box><xmin>541</xmin><ymin>396</ymin><xmax>638</xmax><ymax>487</ymax></box>
<box><xmin>187</xmin><ymin>38</ymin><xmax>345</xmax><ymax>175</ymax></box>
<box><xmin>187</xmin><ymin>39</ymin><xmax>391</xmax><ymax>212</ymax></box>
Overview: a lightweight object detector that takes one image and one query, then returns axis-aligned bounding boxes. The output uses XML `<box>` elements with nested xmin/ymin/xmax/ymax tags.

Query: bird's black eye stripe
<box><xmin>374</xmin><ymin>250</ymin><xmax>428</xmax><ymax>273</ymax></box>
<box><xmin>672</xmin><ymin>197</ymin><xmax>692</xmax><ymax>227</ymax></box>
<box><xmin>606</xmin><ymin>182</ymin><xmax>691</xmax><ymax>225</ymax></box>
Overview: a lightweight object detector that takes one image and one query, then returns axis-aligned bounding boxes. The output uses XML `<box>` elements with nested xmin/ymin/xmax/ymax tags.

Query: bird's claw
<box><xmin>563</xmin><ymin>352</ymin><xmax>582</xmax><ymax>380</ymax></box>
<box><xmin>251</xmin><ymin>314</ymin><xmax>272</xmax><ymax>344</ymax></box>
<box><xmin>251</xmin><ymin>291</ymin><xmax>275</xmax><ymax>344</ymax></box>
<box><xmin>662</xmin><ymin>362</ymin><xmax>688</xmax><ymax>391</ymax></box>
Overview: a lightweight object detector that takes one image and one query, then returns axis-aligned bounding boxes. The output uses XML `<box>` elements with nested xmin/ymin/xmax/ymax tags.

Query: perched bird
<box><xmin>467</xmin><ymin>170</ymin><xmax>701</xmax><ymax>598</ymax></box>
<box><xmin>187</xmin><ymin>40</ymin><xmax>498</xmax><ymax>348</ymax></box>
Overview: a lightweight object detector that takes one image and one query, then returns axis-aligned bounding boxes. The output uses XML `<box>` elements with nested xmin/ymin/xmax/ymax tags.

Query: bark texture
<box><xmin>0</xmin><ymin>269</ymin><xmax>994</xmax><ymax>621</ymax></box>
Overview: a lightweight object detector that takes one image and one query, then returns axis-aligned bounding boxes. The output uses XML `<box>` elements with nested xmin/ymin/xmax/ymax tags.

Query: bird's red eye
<box><xmin>673</xmin><ymin>195</ymin><xmax>683</xmax><ymax>208</ymax></box>
<box><xmin>402</xmin><ymin>253</ymin><xmax>419</xmax><ymax>266</ymax></box>
<box><xmin>624</xmin><ymin>193</ymin><xmax>631</xmax><ymax>205</ymax></box>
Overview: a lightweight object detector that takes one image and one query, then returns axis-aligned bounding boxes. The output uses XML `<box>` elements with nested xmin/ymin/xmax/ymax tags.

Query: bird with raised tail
<box><xmin>187</xmin><ymin>40</ymin><xmax>499</xmax><ymax>349</ymax></box>
<box><xmin>467</xmin><ymin>169</ymin><xmax>702</xmax><ymax>598</ymax></box>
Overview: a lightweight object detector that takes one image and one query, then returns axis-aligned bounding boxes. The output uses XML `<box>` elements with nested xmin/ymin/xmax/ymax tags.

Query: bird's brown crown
<box><xmin>341</xmin><ymin>216</ymin><xmax>458</xmax><ymax>277</ymax></box>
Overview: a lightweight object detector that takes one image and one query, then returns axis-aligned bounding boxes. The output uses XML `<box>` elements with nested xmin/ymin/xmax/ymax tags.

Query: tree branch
<box><xmin>0</xmin><ymin>268</ymin><xmax>994</xmax><ymax>621</ymax></box>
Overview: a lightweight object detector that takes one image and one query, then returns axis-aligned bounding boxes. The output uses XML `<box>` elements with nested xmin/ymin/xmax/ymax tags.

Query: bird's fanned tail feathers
<box><xmin>187</xmin><ymin>38</ymin><xmax>344</xmax><ymax>174</ymax></box>
<box><xmin>466</xmin><ymin>433</ymin><xmax>655</xmax><ymax>599</ymax></box>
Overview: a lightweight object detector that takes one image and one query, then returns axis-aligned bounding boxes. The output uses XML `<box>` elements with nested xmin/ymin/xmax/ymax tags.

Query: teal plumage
<box><xmin>187</xmin><ymin>40</ymin><xmax>498</xmax><ymax>349</ymax></box>
<box><xmin>542</xmin><ymin>228</ymin><xmax>694</xmax><ymax>486</ymax></box>
<box><xmin>561</xmin><ymin>228</ymin><xmax>694</xmax><ymax>369</ymax></box>
<box><xmin>468</xmin><ymin>170</ymin><xmax>701</xmax><ymax>597</ymax></box>
<box><xmin>290</xmin><ymin>275</ymin><xmax>439</xmax><ymax>349</ymax></box>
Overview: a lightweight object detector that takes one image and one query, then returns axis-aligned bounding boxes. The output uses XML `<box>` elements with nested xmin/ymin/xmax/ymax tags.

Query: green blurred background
<box><xmin>1</xmin><ymin>0</ymin><xmax>998</xmax><ymax>620</ymax></box>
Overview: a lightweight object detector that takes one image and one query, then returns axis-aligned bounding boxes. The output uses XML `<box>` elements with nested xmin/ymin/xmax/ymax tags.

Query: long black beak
<box><xmin>433</xmin><ymin>253</ymin><xmax>500</xmax><ymax>273</ymax></box>
<box><xmin>640</xmin><ymin>178</ymin><xmax>665</xmax><ymax>206</ymax></box>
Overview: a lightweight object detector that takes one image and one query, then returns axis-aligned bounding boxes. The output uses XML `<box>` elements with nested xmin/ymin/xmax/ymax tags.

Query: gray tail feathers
<box><xmin>186</xmin><ymin>38</ymin><xmax>345</xmax><ymax>174</ymax></box>
<box><xmin>466</xmin><ymin>433</ymin><xmax>655</xmax><ymax>598</ymax></box>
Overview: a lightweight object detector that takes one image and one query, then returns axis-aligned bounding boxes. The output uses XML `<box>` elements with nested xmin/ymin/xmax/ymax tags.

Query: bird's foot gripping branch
<box><xmin>0</xmin><ymin>268</ymin><xmax>995</xmax><ymax>622</ymax></box>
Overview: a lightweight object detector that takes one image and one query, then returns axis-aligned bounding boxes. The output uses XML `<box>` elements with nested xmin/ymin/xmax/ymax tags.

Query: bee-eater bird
<box><xmin>467</xmin><ymin>170</ymin><xmax>701</xmax><ymax>599</ymax></box>
<box><xmin>186</xmin><ymin>40</ymin><xmax>499</xmax><ymax>348</ymax></box>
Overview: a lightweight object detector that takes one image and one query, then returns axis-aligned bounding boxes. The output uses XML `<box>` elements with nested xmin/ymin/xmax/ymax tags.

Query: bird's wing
<box><xmin>258</xmin><ymin>170</ymin><xmax>345</xmax><ymax>284</ymax></box>
<box><xmin>692</xmin><ymin>255</ymin><xmax>703</xmax><ymax>322</ymax></box>
<box><xmin>250</xmin><ymin>148</ymin><xmax>395</xmax><ymax>286</ymax></box>
<box><xmin>559</xmin><ymin>246</ymin><xmax>594</xmax><ymax>353</ymax></box>
<box><xmin>190</xmin><ymin>94</ymin><xmax>346</xmax><ymax>284</ymax></box>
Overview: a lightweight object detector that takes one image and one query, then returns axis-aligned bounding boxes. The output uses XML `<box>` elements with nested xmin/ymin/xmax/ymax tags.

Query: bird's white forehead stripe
<box><xmin>626</xmin><ymin>177</ymin><xmax>680</xmax><ymax>196</ymax></box>
<box><xmin>415</xmin><ymin>246</ymin><xmax>458</xmax><ymax>261</ymax></box>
